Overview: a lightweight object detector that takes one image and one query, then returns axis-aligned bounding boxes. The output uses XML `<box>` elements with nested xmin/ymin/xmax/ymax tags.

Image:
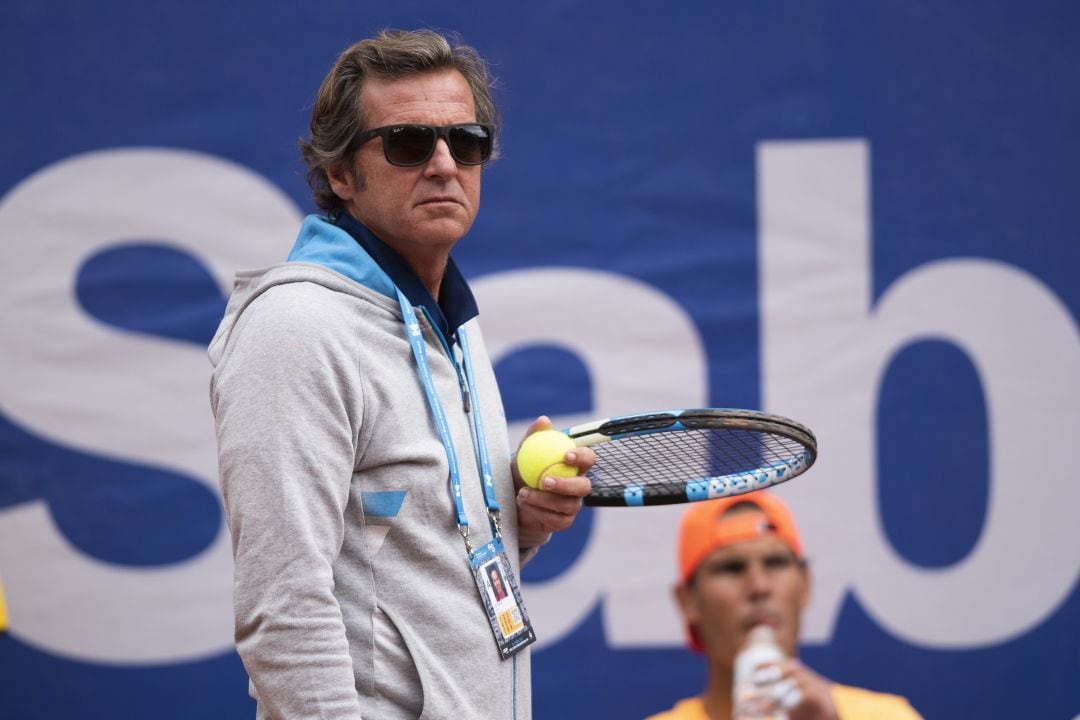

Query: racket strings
<box><xmin>587</xmin><ymin>428</ymin><xmax>806</xmax><ymax>499</ymax></box>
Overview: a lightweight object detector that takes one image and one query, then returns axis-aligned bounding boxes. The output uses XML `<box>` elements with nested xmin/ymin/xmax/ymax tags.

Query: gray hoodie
<box><xmin>208</xmin><ymin>215</ymin><xmax>530</xmax><ymax>719</ymax></box>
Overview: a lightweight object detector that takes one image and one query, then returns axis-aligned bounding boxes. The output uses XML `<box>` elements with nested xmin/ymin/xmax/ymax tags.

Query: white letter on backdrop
<box><xmin>758</xmin><ymin>139</ymin><xmax>1080</xmax><ymax>648</ymax></box>
<box><xmin>473</xmin><ymin>268</ymin><xmax>708</xmax><ymax>648</ymax></box>
<box><xmin>0</xmin><ymin>149</ymin><xmax>300</xmax><ymax>662</ymax></box>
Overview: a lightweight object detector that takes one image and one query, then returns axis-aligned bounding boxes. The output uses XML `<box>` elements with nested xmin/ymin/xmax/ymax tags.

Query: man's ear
<box><xmin>797</xmin><ymin>559</ymin><xmax>811</xmax><ymax>612</ymax></box>
<box><xmin>326</xmin><ymin>163</ymin><xmax>356</xmax><ymax>201</ymax></box>
<box><xmin>674</xmin><ymin>581</ymin><xmax>700</xmax><ymax>625</ymax></box>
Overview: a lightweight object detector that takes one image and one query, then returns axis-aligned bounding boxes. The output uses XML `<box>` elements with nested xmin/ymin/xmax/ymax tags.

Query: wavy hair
<box><xmin>298</xmin><ymin>29</ymin><xmax>500</xmax><ymax>214</ymax></box>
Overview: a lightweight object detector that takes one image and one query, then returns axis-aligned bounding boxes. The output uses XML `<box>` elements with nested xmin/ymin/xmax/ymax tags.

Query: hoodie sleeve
<box><xmin>211</xmin><ymin>283</ymin><xmax>366</xmax><ymax>719</ymax></box>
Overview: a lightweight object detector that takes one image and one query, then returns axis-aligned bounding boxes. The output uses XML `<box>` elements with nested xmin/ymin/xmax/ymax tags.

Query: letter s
<box><xmin>0</xmin><ymin>149</ymin><xmax>301</xmax><ymax>662</ymax></box>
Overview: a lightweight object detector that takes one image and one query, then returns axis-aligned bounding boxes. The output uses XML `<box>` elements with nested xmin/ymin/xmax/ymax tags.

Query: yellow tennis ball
<box><xmin>517</xmin><ymin>430</ymin><xmax>577</xmax><ymax>489</ymax></box>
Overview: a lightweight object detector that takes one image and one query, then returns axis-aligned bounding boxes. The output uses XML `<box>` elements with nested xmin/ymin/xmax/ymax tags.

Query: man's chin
<box><xmin>413</xmin><ymin>217</ymin><xmax>474</xmax><ymax>246</ymax></box>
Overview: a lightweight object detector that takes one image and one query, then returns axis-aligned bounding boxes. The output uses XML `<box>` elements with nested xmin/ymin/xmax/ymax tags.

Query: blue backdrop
<box><xmin>2</xmin><ymin>2</ymin><xmax>1079</xmax><ymax>718</ymax></box>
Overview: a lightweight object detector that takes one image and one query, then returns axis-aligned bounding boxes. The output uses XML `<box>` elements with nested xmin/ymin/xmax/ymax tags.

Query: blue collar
<box><xmin>334</xmin><ymin>213</ymin><xmax>479</xmax><ymax>341</ymax></box>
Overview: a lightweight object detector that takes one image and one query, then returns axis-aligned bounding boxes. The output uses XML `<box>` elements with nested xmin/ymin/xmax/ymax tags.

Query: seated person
<box><xmin>647</xmin><ymin>491</ymin><xmax>923</xmax><ymax>719</ymax></box>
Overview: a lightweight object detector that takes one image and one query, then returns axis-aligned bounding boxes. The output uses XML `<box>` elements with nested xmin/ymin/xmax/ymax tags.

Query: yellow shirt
<box><xmin>0</xmin><ymin>576</ymin><xmax>8</xmax><ymax>631</ymax></box>
<box><xmin>645</xmin><ymin>683</ymin><xmax>923</xmax><ymax>720</ymax></box>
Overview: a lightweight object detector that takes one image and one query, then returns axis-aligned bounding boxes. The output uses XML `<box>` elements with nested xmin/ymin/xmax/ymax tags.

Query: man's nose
<box><xmin>424</xmin><ymin>138</ymin><xmax>458</xmax><ymax>175</ymax></box>
<box><xmin>745</xmin><ymin>562</ymin><xmax>773</xmax><ymax>597</ymax></box>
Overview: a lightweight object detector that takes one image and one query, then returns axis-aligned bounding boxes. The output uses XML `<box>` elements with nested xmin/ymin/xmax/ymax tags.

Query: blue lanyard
<box><xmin>396</xmin><ymin>289</ymin><xmax>500</xmax><ymax>548</ymax></box>
<box><xmin>458</xmin><ymin>329</ymin><xmax>499</xmax><ymax>509</ymax></box>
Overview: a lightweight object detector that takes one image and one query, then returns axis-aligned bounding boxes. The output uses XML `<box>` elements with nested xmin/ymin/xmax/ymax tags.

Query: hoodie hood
<box><xmin>286</xmin><ymin>214</ymin><xmax>397</xmax><ymax>295</ymax></box>
<box><xmin>208</xmin><ymin>215</ymin><xmax>399</xmax><ymax>369</ymax></box>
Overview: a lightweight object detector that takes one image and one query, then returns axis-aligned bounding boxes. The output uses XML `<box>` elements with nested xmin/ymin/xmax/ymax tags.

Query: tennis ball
<box><xmin>517</xmin><ymin>430</ymin><xmax>577</xmax><ymax>489</ymax></box>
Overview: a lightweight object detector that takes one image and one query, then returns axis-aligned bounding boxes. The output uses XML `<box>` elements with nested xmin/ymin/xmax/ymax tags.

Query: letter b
<box><xmin>757</xmin><ymin>139</ymin><xmax>1080</xmax><ymax>648</ymax></box>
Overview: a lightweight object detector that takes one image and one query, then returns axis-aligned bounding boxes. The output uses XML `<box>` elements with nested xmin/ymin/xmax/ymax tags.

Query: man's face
<box><xmin>676</xmin><ymin>520</ymin><xmax>809</xmax><ymax>667</ymax></box>
<box><xmin>329</xmin><ymin>68</ymin><xmax>482</xmax><ymax>261</ymax></box>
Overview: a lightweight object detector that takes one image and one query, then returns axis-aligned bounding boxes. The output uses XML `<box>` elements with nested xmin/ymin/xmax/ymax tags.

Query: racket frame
<box><xmin>564</xmin><ymin>408</ymin><xmax>817</xmax><ymax>507</ymax></box>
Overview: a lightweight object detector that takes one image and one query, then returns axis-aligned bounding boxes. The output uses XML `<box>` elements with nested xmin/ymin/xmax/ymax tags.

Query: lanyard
<box><xmin>396</xmin><ymin>289</ymin><xmax>500</xmax><ymax>550</ymax></box>
<box><xmin>458</xmin><ymin>329</ymin><xmax>499</xmax><ymax>510</ymax></box>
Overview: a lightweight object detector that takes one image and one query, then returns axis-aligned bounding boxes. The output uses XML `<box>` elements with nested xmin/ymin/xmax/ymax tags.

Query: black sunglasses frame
<box><xmin>354</xmin><ymin>123</ymin><xmax>494</xmax><ymax>167</ymax></box>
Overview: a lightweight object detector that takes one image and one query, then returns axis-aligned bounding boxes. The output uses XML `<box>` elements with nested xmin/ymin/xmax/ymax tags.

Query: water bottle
<box><xmin>733</xmin><ymin>625</ymin><xmax>787</xmax><ymax>720</ymax></box>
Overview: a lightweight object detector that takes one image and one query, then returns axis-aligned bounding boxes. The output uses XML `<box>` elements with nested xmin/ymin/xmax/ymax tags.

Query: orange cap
<box><xmin>678</xmin><ymin>490</ymin><xmax>804</xmax><ymax>584</ymax></box>
<box><xmin>677</xmin><ymin>491</ymin><xmax>804</xmax><ymax>652</ymax></box>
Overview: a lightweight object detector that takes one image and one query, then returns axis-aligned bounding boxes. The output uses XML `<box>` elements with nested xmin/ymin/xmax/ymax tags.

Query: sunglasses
<box><xmin>354</xmin><ymin>123</ymin><xmax>494</xmax><ymax>167</ymax></box>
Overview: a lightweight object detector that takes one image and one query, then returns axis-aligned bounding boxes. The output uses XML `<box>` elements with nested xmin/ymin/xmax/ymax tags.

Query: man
<box><xmin>648</xmin><ymin>492</ymin><xmax>922</xmax><ymax>720</ymax></box>
<box><xmin>209</xmin><ymin>29</ymin><xmax>593</xmax><ymax>719</ymax></box>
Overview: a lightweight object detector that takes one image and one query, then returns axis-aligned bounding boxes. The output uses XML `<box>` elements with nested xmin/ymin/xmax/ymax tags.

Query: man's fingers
<box><xmin>770</xmin><ymin>678</ymin><xmax>802</xmax><ymax>710</ymax></box>
<box><xmin>518</xmin><ymin>485</ymin><xmax>586</xmax><ymax>513</ymax></box>
<box><xmin>563</xmin><ymin>446</ymin><xmax>597</xmax><ymax>473</ymax></box>
<box><xmin>525</xmin><ymin>415</ymin><xmax>553</xmax><ymax>436</ymax></box>
<box><xmin>514</xmin><ymin>425</ymin><xmax>594</xmax><ymax>542</ymax></box>
<box><xmin>516</xmin><ymin>495</ymin><xmax>580</xmax><ymax>535</ymax></box>
<box><xmin>535</xmin><ymin>471</ymin><xmax>592</xmax><ymax>497</ymax></box>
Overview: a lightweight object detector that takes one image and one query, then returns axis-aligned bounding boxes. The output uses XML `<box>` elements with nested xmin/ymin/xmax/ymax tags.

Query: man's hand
<box><xmin>753</xmin><ymin>658</ymin><xmax>839</xmax><ymax>720</ymax></box>
<box><xmin>512</xmin><ymin>416</ymin><xmax>595</xmax><ymax>549</ymax></box>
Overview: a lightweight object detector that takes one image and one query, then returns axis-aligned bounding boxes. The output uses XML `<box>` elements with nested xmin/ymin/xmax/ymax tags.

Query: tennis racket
<box><xmin>564</xmin><ymin>408</ymin><xmax>817</xmax><ymax>507</ymax></box>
